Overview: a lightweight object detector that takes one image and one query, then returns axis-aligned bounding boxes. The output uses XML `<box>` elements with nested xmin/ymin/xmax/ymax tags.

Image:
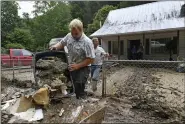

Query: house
<box><xmin>90</xmin><ymin>1</ymin><xmax>185</xmax><ymax>60</ymax></box>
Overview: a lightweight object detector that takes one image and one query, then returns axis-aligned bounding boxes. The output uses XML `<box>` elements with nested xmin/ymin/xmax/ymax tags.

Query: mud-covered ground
<box><xmin>1</xmin><ymin>62</ymin><xmax>185</xmax><ymax>123</ymax></box>
<box><xmin>95</xmin><ymin>65</ymin><xmax>185</xmax><ymax>123</ymax></box>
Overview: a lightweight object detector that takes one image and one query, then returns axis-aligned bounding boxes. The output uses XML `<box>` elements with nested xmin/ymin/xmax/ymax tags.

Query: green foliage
<box><xmin>31</xmin><ymin>2</ymin><xmax>71</xmax><ymax>49</ymax></box>
<box><xmin>87</xmin><ymin>5</ymin><xmax>117</xmax><ymax>35</ymax></box>
<box><xmin>118</xmin><ymin>1</ymin><xmax>154</xmax><ymax>8</ymax></box>
<box><xmin>69</xmin><ymin>1</ymin><xmax>121</xmax><ymax>29</ymax></box>
<box><xmin>32</xmin><ymin>1</ymin><xmax>57</xmax><ymax>16</ymax></box>
<box><xmin>6</xmin><ymin>28</ymin><xmax>34</xmax><ymax>50</ymax></box>
<box><xmin>2</xmin><ymin>1</ymin><xmax>156</xmax><ymax>52</ymax></box>
<box><xmin>1</xmin><ymin>1</ymin><xmax>20</xmax><ymax>44</ymax></box>
<box><xmin>5</xmin><ymin>43</ymin><xmax>25</xmax><ymax>49</ymax></box>
<box><xmin>1</xmin><ymin>47</ymin><xmax>8</xmax><ymax>54</ymax></box>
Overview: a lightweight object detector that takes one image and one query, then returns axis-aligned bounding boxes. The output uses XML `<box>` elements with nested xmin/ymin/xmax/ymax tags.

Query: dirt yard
<box><xmin>1</xmin><ymin>64</ymin><xmax>185</xmax><ymax>123</ymax></box>
<box><xmin>94</xmin><ymin>66</ymin><xmax>185</xmax><ymax>123</ymax></box>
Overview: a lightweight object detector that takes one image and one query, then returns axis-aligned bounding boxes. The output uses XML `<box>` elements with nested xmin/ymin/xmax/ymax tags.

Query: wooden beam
<box><xmin>118</xmin><ymin>36</ymin><xmax>120</xmax><ymax>60</ymax></box>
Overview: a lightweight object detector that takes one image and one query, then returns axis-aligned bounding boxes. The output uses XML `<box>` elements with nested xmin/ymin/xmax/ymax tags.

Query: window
<box><xmin>22</xmin><ymin>49</ymin><xmax>32</xmax><ymax>56</ymax></box>
<box><xmin>145</xmin><ymin>39</ymin><xmax>150</xmax><ymax>55</ymax></box>
<box><xmin>108</xmin><ymin>41</ymin><xmax>111</xmax><ymax>54</ymax></box>
<box><xmin>12</xmin><ymin>50</ymin><xmax>22</xmax><ymax>56</ymax></box>
<box><xmin>113</xmin><ymin>41</ymin><xmax>118</xmax><ymax>54</ymax></box>
<box><xmin>151</xmin><ymin>38</ymin><xmax>173</xmax><ymax>54</ymax></box>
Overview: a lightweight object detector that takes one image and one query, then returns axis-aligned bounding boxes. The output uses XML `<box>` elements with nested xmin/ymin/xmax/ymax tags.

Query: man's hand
<box><xmin>49</xmin><ymin>42</ymin><xmax>64</xmax><ymax>51</ymax></box>
<box><xmin>69</xmin><ymin>63</ymin><xmax>81</xmax><ymax>71</ymax></box>
<box><xmin>49</xmin><ymin>46</ymin><xmax>58</xmax><ymax>51</ymax></box>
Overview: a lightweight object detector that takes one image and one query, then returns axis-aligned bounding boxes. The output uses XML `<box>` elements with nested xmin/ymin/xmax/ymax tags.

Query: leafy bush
<box><xmin>5</xmin><ymin>43</ymin><xmax>25</xmax><ymax>49</ymax></box>
<box><xmin>1</xmin><ymin>47</ymin><xmax>8</xmax><ymax>54</ymax></box>
<box><xmin>6</xmin><ymin>28</ymin><xmax>34</xmax><ymax>50</ymax></box>
<box><xmin>87</xmin><ymin>5</ymin><xmax>117</xmax><ymax>35</ymax></box>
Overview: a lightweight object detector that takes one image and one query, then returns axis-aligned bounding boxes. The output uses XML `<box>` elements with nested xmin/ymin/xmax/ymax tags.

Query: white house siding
<box><xmin>101</xmin><ymin>30</ymin><xmax>184</xmax><ymax>60</ymax></box>
<box><xmin>179</xmin><ymin>30</ymin><xmax>185</xmax><ymax>58</ymax></box>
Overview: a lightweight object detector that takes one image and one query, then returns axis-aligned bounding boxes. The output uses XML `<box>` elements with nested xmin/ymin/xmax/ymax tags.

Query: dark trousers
<box><xmin>71</xmin><ymin>66</ymin><xmax>90</xmax><ymax>99</ymax></box>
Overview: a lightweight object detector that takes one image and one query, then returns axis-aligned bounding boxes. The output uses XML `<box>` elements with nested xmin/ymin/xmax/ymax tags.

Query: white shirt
<box><xmin>92</xmin><ymin>46</ymin><xmax>106</xmax><ymax>65</ymax></box>
<box><xmin>60</xmin><ymin>33</ymin><xmax>95</xmax><ymax>66</ymax></box>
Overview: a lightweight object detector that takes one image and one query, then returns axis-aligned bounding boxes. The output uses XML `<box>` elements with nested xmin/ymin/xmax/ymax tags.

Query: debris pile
<box><xmin>1</xmin><ymin>56</ymin><xmax>105</xmax><ymax>123</ymax></box>
<box><xmin>35</xmin><ymin>57</ymin><xmax>71</xmax><ymax>97</ymax></box>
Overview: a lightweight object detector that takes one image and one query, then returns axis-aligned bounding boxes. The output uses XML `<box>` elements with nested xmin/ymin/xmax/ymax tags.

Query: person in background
<box><xmin>91</xmin><ymin>37</ymin><xmax>109</xmax><ymax>91</ymax></box>
<box><xmin>50</xmin><ymin>19</ymin><xmax>95</xmax><ymax>99</ymax></box>
<box><xmin>137</xmin><ymin>43</ymin><xmax>144</xmax><ymax>59</ymax></box>
<box><xmin>131</xmin><ymin>45</ymin><xmax>137</xmax><ymax>60</ymax></box>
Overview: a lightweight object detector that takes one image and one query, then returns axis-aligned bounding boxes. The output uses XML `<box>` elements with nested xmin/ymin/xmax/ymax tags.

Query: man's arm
<box><xmin>50</xmin><ymin>34</ymin><xmax>69</xmax><ymax>50</ymax></box>
<box><xmin>50</xmin><ymin>42</ymin><xmax>64</xmax><ymax>50</ymax></box>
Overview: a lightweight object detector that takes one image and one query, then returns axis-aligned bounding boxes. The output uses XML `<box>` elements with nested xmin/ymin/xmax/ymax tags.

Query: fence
<box><xmin>1</xmin><ymin>58</ymin><xmax>35</xmax><ymax>87</ymax></box>
<box><xmin>101</xmin><ymin>60</ymin><xmax>185</xmax><ymax>121</ymax></box>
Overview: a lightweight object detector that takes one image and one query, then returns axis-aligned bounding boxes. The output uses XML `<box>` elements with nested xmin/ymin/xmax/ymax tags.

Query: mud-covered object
<box><xmin>35</xmin><ymin>57</ymin><xmax>70</xmax><ymax>96</ymax></box>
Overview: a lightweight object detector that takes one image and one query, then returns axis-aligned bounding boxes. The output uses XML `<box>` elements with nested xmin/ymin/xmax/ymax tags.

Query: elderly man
<box><xmin>50</xmin><ymin>19</ymin><xmax>95</xmax><ymax>99</ymax></box>
<box><xmin>91</xmin><ymin>37</ymin><xmax>108</xmax><ymax>91</ymax></box>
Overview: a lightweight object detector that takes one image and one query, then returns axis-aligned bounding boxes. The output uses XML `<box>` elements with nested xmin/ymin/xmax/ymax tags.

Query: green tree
<box><xmin>31</xmin><ymin>2</ymin><xmax>71</xmax><ymax>49</ymax></box>
<box><xmin>118</xmin><ymin>1</ymin><xmax>154</xmax><ymax>8</ymax></box>
<box><xmin>69</xmin><ymin>1</ymin><xmax>121</xmax><ymax>29</ymax></box>
<box><xmin>1</xmin><ymin>1</ymin><xmax>20</xmax><ymax>46</ymax></box>
<box><xmin>32</xmin><ymin>1</ymin><xmax>57</xmax><ymax>16</ymax></box>
<box><xmin>6</xmin><ymin>28</ymin><xmax>34</xmax><ymax>50</ymax></box>
<box><xmin>87</xmin><ymin>5</ymin><xmax>117</xmax><ymax>35</ymax></box>
<box><xmin>5</xmin><ymin>43</ymin><xmax>25</xmax><ymax>49</ymax></box>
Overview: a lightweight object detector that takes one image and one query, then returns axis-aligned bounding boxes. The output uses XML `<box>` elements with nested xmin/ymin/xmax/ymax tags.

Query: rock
<box><xmin>3</xmin><ymin>115</ymin><xmax>8</xmax><ymax>119</ymax></box>
<box><xmin>51</xmin><ymin>78</ymin><xmax>64</xmax><ymax>89</ymax></box>
<box><xmin>26</xmin><ymin>82</ymin><xmax>32</xmax><ymax>88</ymax></box>
<box><xmin>36</xmin><ymin>59</ymin><xmax>55</xmax><ymax>70</ymax></box>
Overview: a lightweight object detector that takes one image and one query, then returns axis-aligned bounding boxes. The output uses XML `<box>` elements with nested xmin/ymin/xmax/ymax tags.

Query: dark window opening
<box><xmin>98</xmin><ymin>38</ymin><xmax>101</xmax><ymax>46</ymax></box>
<box><xmin>151</xmin><ymin>38</ymin><xmax>177</xmax><ymax>55</ymax></box>
<box><xmin>108</xmin><ymin>41</ymin><xmax>111</xmax><ymax>54</ymax></box>
<box><xmin>120</xmin><ymin>40</ymin><xmax>124</xmax><ymax>55</ymax></box>
<box><xmin>113</xmin><ymin>41</ymin><xmax>118</xmax><ymax>54</ymax></box>
<box><xmin>180</xmin><ymin>4</ymin><xmax>185</xmax><ymax>17</ymax></box>
<box><xmin>145</xmin><ymin>39</ymin><xmax>150</xmax><ymax>55</ymax></box>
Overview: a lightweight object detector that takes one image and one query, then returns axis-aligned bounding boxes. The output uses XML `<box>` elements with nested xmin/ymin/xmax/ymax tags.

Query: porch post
<box><xmin>118</xmin><ymin>36</ymin><xmax>120</xmax><ymax>60</ymax></box>
<box><xmin>177</xmin><ymin>30</ymin><xmax>179</xmax><ymax>56</ymax></box>
<box><xmin>143</xmin><ymin>34</ymin><xmax>145</xmax><ymax>56</ymax></box>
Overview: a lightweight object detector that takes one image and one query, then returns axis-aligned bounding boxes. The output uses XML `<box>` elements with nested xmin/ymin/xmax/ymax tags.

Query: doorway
<box><xmin>129</xmin><ymin>40</ymin><xmax>140</xmax><ymax>50</ymax></box>
<box><xmin>127</xmin><ymin>39</ymin><xmax>140</xmax><ymax>60</ymax></box>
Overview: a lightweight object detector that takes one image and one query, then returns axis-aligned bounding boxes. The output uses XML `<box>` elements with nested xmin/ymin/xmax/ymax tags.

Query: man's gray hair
<box><xmin>69</xmin><ymin>19</ymin><xmax>83</xmax><ymax>31</ymax></box>
<box><xmin>92</xmin><ymin>37</ymin><xmax>98</xmax><ymax>42</ymax></box>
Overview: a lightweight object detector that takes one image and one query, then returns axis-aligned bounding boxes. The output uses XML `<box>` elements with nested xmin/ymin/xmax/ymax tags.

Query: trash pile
<box><xmin>1</xmin><ymin>57</ymin><xmax>70</xmax><ymax>123</ymax></box>
<box><xmin>1</xmin><ymin>57</ymin><xmax>105</xmax><ymax>123</ymax></box>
